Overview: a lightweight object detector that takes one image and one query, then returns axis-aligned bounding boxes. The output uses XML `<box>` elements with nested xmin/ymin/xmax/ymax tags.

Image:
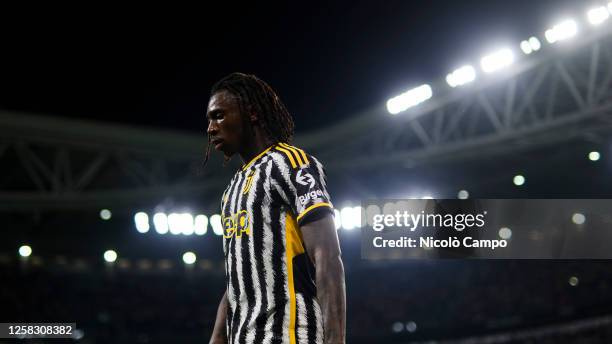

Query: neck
<box><xmin>239</xmin><ymin>128</ymin><xmax>274</xmax><ymax>165</ymax></box>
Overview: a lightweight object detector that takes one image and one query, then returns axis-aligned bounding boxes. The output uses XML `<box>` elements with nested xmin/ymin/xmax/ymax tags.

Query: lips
<box><xmin>211</xmin><ymin>138</ymin><xmax>224</xmax><ymax>149</ymax></box>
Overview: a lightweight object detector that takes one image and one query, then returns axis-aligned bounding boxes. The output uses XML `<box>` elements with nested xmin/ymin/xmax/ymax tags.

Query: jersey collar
<box><xmin>241</xmin><ymin>143</ymin><xmax>276</xmax><ymax>171</ymax></box>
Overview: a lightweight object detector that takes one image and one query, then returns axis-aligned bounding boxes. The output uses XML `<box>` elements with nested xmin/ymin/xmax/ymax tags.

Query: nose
<box><xmin>207</xmin><ymin>120</ymin><xmax>218</xmax><ymax>136</ymax></box>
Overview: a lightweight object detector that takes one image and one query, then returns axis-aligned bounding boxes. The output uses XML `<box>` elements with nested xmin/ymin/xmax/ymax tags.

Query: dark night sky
<box><xmin>0</xmin><ymin>0</ymin><xmax>592</xmax><ymax>135</ymax></box>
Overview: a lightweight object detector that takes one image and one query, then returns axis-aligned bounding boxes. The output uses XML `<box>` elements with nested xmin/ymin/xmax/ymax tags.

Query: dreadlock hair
<box><xmin>203</xmin><ymin>72</ymin><xmax>295</xmax><ymax>166</ymax></box>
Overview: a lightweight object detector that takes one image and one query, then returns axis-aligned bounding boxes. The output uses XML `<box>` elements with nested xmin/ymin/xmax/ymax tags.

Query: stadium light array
<box><xmin>386</xmin><ymin>84</ymin><xmax>433</xmax><ymax>115</ymax></box>
<box><xmin>182</xmin><ymin>251</ymin><xmax>197</xmax><ymax>265</ymax></box>
<box><xmin>103</xmin><ymin>250</ymin><xmax>117</xmax><ymax>263</ymax></box>
<box><xmin>446</xmin><ymin>65</ymin><xmax>476</xmax><ymax>87</ymax></box>
<box><xmin>520</xmin><ymin>37</ymin><xmax>541</xmax><ymax>55</ymax></box>
<box><xmin>480</xmin><ymin>48</ymin><xmax>514</xmax><ymax>73</ymax></box>
<box><xmin>589</xmin><ymin>151</ymin><xmax>601</xmax><ymax>161</ymax></box>
<box><xmin>18</xmin><ymin>245</ymin><xmax>32</xmax><ymax>257</ymax></box>
<box><xmin>587</xmin><ymin>6</ymin><xmax>610</xmax><ymax>25</ymax></box>
<box><xmin>545</xmin><ymin>19</ymin><xmax>578</xmax><ymax>43</ymax></box>
<box><xmin>136</xmin><ymin>212</ymin><xmax>211</xmax><ymax>235</ymax></box>
<box><xmin>134</xmin><ymin>212</ymin><xmax>150</xmax><ymax>233</ymax></box>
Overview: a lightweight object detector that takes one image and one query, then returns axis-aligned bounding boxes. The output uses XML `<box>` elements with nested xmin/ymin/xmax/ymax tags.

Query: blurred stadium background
<box><xmin>2</xmin><ymin>1</ymin><xmax>612</xmax><ymax>343</ymax></box>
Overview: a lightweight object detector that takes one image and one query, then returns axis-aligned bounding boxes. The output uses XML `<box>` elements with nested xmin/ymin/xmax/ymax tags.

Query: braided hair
<box><xmin>203</xmin><ymin>72</ymin><xmax>295</xmax><ymax>166</ymax></box>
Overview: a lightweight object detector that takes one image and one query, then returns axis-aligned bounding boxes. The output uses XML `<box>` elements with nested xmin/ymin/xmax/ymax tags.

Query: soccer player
<box><xmin>205</xmin><ymin>73</ymin><xmax>346</xmax><ymax>344</ymax></box>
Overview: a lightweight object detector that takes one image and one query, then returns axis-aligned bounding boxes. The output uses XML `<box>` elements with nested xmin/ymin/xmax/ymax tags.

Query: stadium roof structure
<box><xmin>0</xmin><ymin>24</ymin><xmax>611</xmax><ymax>211</ymax></box>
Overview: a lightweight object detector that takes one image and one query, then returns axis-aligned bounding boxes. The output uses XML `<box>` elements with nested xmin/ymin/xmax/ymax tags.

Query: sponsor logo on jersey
<box><xmin>223</xmin><ymin>210</ymin><xmax>250</xmax><ymax>238</ymax></box>
<box><xmin>298</xmin><ymin>189</ymin><xmax>324</xmax><ymax>205</ymax></box>
<box><xmin>296</xmin><ymin>169</ymin><xmax>315</xmax><ymax>188</ymax></box>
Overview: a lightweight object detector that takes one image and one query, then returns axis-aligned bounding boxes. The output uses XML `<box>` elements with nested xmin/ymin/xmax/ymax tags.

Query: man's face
<box><xmin>206</xmin><ymin>90</ymin><xmax>246</xmax><ymax>157</ymax></box>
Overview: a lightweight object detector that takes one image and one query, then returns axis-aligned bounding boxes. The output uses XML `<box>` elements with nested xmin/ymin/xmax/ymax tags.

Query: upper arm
<box><xmin>300</xmin><ymin>212</ymin><xmax>342</xmax><ymax>265</ymax></box>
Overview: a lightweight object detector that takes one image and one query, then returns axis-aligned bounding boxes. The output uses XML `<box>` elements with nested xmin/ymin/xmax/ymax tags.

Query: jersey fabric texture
<box><xmin>221</xmin><ymin>142</ymin><xmax>333</xmax><ymax>344</ymax></box>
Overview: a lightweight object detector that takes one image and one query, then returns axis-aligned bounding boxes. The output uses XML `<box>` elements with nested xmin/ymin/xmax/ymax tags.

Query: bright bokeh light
<box><xmin>480</xmin><ymin>48</ymin><xmax>514</xmax><ymax>73</ymax></box>
<box><xmin>168</xmin><ymin>213</ymin><xmax>194</xmax><ymax>235</ymax></box>
<box><xmin>545</xmin><ymin>20</ymin><xmax>577</xmax><ymax>44</ymax></box>
<box><xmin>498</xmin><ymin>227</ymin><xmax>512</xmax><ymax>240</ymax></box>
<box><xmin>392</xmin><ymin>322</ymin><xmax>404</xmax><ymax>333</ymax></box>
<box><xmin>587</xmin><ymin>6</ymin><xmax>610</xmax><ymax>25</ymax></box>
<box><xmin>103</xmin><ymin>250</ymin><xmax>117</xmax><ymax>263</ymax></box>
<box><xmin>572</xmin><ymin>213</ymin><xmax>586</xmax><ymax>225</ymax></box>
<box><xmin>406</xmin><ymin>321</ymin><xmax>418</xmax><ymax>333</ymax></box>
<box><xmin>386</xmin><ymin>84</ymin><xmax>433</xmax><ymax>114</ymax></box>
<box><xmin>210</xmin><ymin>214</ymin><xmax>223</xmax><ymax>236</ymax></box>
<box><xmin>181</xmin><ymin>214</ymin><xmax>195</xmax><ymax>235</ymax></box>
<box><xmin>446</xmin><ymin>65</ymin><xmax>476</xmax><ymax>87</ymax></box>
<box><xmin>458</xmin><ymin>190</ymin><xmax>470</xmax><ymax>199</ymax></box>
<box><xmin>18</xmin><ymin>245</ymin><xmax>32</xmax><ymax>257</ymax></box>
<box><xmin>513</xmin><ymin>175</ymin><xmax>525</xmax><ymax>186</ymax></box>
<box><xmin>100</xmin><ymin>209</ymin><xmax>112</xmax><ymax>220</ymax></box>
<box><xmin>194</xmin><ymin>215</ymin><xmax>208</xmax><ymax>235</ymax></box>
<box><xmin>340</xmin><ymin>207</ymin><xmax>356</xmax><ymax>230</ymax></box>
<box><xmin>589</xmin><ymin>151</ymin><xmax>600</xmax><ymax>161</ymax></box>
<box><xmin>183</xmin><ymin>251</ymin><xmax>197</xmax><ymax>265</ymax></box>
<box><xmin>134</xmin><ymin>212</ymin><xmax>150</xmax><ymax>233</ymax></box>
<box><xmin>569</xmin><ymin>276</ymin><xmax>579</xmax><ymax>286</ymax></box>
<box><xmin>520</xmin><ymin>37</ymin><xmax>542</xmax><ymax>54</ymax></box>
<box><xmin>153</xmin><ymin>213</ymin><xmax>169</xmax><ymax>234</ymax></box>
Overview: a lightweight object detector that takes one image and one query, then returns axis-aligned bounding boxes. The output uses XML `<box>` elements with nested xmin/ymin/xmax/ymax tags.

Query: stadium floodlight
<box><xmin>587</xmin><ymin>6</ymin><xmax>610</xmax><ymax>25</ymax></box>
<box><xmin>103</xmin><ymin>250</ymin><xmax>117</xmax><ymax>263</ymax></box>
<box><xmin>457</xmin><ymin>190</ymin><xmax>469</xmax><ymax>199</ymax></box>
<box><xmin>480</xmin><ymin>48</ymin><xmax>514</xmax><ymax>73</ymax></box>
<box><xmin>153</xmin><ymin>212</ymin><xmax>169</xmax><ymax>234</ymax></box>
<box><xmin>182</xmin><ymin>251</ymin><xmax>196</xmax><ymax>265</ymax></box>
<box><xmin>520</xmin><ymin>36</ymin><xmax>541</xmax><ymax>54</ymax></box>
<box><xmin>513</xmin><ymin>174</ymin><xmax>525</xmax><ymax>186</ymax></box>
<box><xmin>386</xmin><ymin>84</ymin><xmax>433</xmax><ymax>115</ymax></box>
<box><xmin>609</xmin><ymin>2</ymin><xmax>612</xmax><ymax>14</ymax></box>
<box><xmin>446</xmin><ymin>65</ymin><xmax>476</xmax><ymax>88</ymax></box>
<box><xmin>18</xmin><ymin>245</ymin><xmax>32</xmax><ymax>257</ymax></box>
<box><xmin>194</xmin><ymin>215</ymin><xmax>208</xmax><ymax>235</ymax></box>
<box><xmin>545</xmin><ymin>20</ymin><xmax>577</xmax><ymax>44</ymax></box>
<box><xmin>589</xmin><ymin>151</ymin><xmax>600</xmax><ymax>161</ymax></box>
<box><xmin>333</xmin><ymin>209</ymin><xmax>342</xmax><ymax>230</ymax></box>
<box><xmin>210</xmin><ymin>214</ymin><xmax>223</xmax><ymax>236</ymax></box>
<box><xmin>100</xmin><ymin>209</ymin><xmax>112</xmax><ymax>220</ymax></box>
<box><xmin>134</xmin><ymin>212</ymin><xmax>150</xmax><ymax>233</ymax></box>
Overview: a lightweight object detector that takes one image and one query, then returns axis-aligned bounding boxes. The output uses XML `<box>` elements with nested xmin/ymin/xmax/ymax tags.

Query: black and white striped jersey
<box><xmin>220</xmin><ymin>142</ymin><xmax>334</xmax><ymax>344</ymax></box>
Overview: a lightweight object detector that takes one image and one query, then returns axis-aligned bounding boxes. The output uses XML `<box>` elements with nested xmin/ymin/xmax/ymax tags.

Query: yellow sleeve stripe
<box><xmin>275</xmin><ymin>147</ymin><xmax>297</xmax><ymax>168</ymax></box>
<box><xmin>278</xmin><ymin>143</ymin><xmax>304</xmax><ymax>166</ymax></box>
<box><xmin>296</xmin><ymin>202</ymin><xmax>333</xmax><ymax>222</ymax></box>
<box><xmin>279</xmin><ymin>143</ymin><xmax>310</xmax><ymax>167</ymax></box>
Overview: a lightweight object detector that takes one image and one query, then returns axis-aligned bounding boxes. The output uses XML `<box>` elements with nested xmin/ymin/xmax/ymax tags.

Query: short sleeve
<box><xmin>270</xmin><ymin>144</ymin><xmax>334</xmax><ymax>226</ymax></box>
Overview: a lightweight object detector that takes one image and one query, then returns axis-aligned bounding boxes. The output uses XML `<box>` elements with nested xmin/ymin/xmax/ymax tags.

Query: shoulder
<box><xmin>269</xmin><ymin>142</ymin><xmax>322</xmax><ymax>170</ymax></box>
